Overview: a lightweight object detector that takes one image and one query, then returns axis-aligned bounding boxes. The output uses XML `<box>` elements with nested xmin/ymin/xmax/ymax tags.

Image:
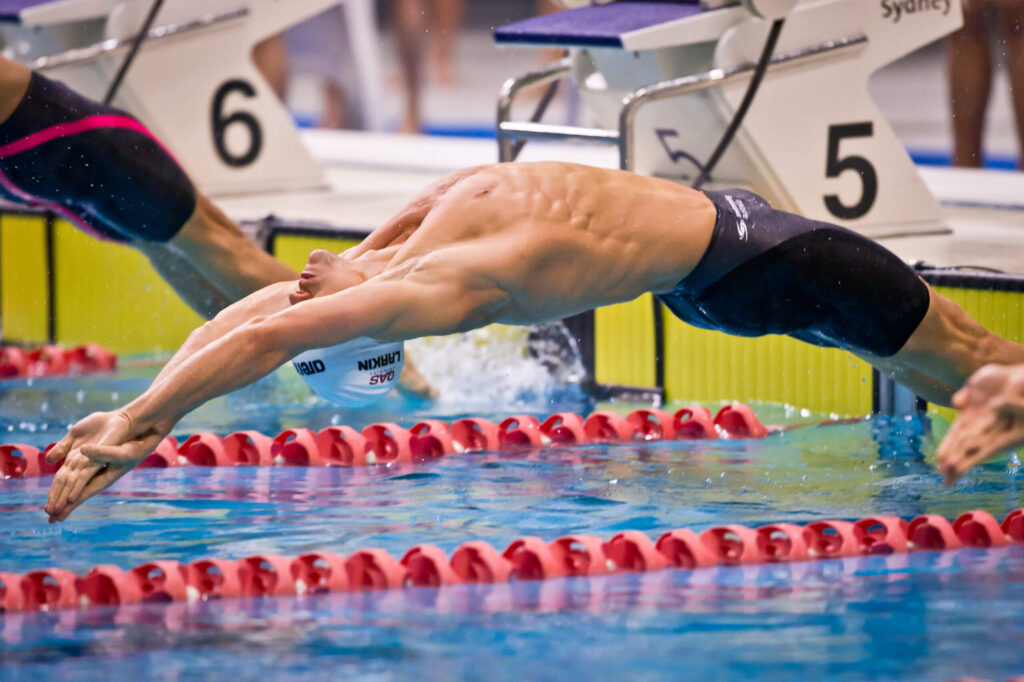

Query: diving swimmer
<box><xmin>43</xmin><ymin>162</ymin><xmax>1024</xmax><ymax>520</ymax></box>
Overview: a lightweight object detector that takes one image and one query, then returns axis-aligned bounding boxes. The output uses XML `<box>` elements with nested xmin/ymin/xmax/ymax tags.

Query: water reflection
<box><xmin>3</xmin><ymin>549</ymin><xmax>1024</xmax><ymax>681</ymax></box>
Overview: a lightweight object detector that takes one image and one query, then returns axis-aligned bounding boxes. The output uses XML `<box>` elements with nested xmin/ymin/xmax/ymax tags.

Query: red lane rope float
<box><xmin>1</xmin><ymin>403</ymin><xmax>774</xmax><ymax>481</ymax></box>
<box><xmin>1</xmin><ymin>508</ymin><xmax>1021</xmax><ymax>615</ymax></box>
<box><xmin>0</xmin><ymin>343</ymin><xmax>116</xmax><ymax>379</ymax></box>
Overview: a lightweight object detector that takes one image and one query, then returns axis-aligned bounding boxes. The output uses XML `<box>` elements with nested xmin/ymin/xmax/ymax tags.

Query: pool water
<box><xmin>1</xmin><ymin>356</ymin><xmax>1023</xmax><ymax>681</ymax></box>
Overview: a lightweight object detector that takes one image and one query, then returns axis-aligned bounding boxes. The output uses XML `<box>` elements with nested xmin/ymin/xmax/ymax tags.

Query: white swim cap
<box><xmin>291</xmin><ymin>337</ymin><xmax>405</xmax><ymax>407</ymax></box>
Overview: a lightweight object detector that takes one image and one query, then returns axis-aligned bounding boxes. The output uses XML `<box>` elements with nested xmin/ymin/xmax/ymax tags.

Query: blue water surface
<box><xmin>1</xmin><ymin>363</ymin><xmax>1023</xmax><ymax>681</ymax></box>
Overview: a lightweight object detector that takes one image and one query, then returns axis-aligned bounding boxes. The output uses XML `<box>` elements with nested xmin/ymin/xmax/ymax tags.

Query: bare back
<box><xmin>373</xmin><ymin>162</ymin><xmax>717</xmax><ymax>324</ymax></box>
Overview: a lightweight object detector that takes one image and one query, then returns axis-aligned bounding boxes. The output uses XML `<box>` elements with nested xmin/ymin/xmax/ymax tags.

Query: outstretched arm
<box><xmin>42</xmin><ymin>280</ymin><xmax>296</xmax><ymax>521</ymax></box>
<box><xmin>45</xmin><ymin>269</ymin><xmax>499</xmax><ymax>521</ymax></box>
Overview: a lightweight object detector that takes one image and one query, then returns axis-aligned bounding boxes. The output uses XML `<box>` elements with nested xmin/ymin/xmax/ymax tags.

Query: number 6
<box><xmin>211</xmin><ymin>79</ymin><xmax>263</xmax><ymax>168</ymax></box>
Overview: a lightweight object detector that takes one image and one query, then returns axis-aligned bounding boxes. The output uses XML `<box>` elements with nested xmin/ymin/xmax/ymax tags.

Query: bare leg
<box><xmin>0</xmin><ymin>57</ymin><xmax>29</xmax><ymax>122</ymax></box>
<box><xmin>320</xmin><ymin>81</ymin><xmax>348</xmax><ymax>129</ymax></box>
<box><xmin>168</xmin><ymin>194</ymin><xmax>298</xmax><ymax>303</ymax></box>
<box><xmin>948</xmin><ymin>0</ymin><xmax>993</xmax><ymax>167</ymax></box>
<box><xmin>395</xmin><ymin>0</ymin><xmax>425</xmax><ymax>133</ymax></box>
<box><xmin>430</xmin><ymin>0</ymin><xmax>463</xmax><ymax>85</ymax></box>
<box><xmin>865</xmin><ymin>286</ymin><xmax>1024</xmax><ymax>405</ymax></box>
<box><xmin>995</xmin><ymin>0</ymin><xmax>1024</xmax><ymax>166</ymax></box>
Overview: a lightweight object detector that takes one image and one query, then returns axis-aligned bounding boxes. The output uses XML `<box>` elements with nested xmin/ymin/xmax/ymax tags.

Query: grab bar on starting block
<box><xmin>496</xmin><ymin>33</ymin><xmax>867</xmax><ymax>170</ymax></box>
<box><xmin>23</xmin><ymin>8</ymin><xmax>248</xmax><ymax>72</ymax></box>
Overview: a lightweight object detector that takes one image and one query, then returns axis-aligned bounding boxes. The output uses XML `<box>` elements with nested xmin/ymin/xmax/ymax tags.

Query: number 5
<box><xmin>824</xmin><ymin>123</ymin><xmax>877</xmax><ymax>220</ymax></box>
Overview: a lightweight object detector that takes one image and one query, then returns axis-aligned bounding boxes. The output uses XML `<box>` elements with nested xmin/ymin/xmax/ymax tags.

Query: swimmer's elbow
<box><xmin>239</xmin><ymin>315</ymin><xmax>297</xmax><ymax>364</ymax></box>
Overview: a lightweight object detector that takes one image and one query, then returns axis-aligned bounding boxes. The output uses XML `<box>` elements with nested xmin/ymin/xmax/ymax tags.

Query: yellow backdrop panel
<box><xmin>52</xmin><ymin>221</ymin><xmax>203</xmax><ymax>354</ymax></box>
<box><xmin>593</xmin><ymin>293</ymin><xmax>872</xmax><ymax>415</ymax></box>
<box><xmin>271</xmin><ymin>234</ymin><xmax>363</xmax><ymax>273</ymax></box>
<box><xmin>0</xmin><ymin>214</ymin><xmax>49</xmax><ymax>343</ymax></box>
<box><xmin>594</xmin><ymin>294</ymin><xmax>657</xmax><ymax>388</ymax></box>
<box><xmin>661</xmin><ymin>312</ymin><xmax>873</xmax><ymax>416</ymax></box>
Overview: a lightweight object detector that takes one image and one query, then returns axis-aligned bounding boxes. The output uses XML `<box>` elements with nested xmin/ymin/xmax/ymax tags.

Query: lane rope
<box><xmin>1</xmin><ymin>509</ymin><xmax>1021</xmax><ymax>614</ymax></box>
<box><xmin>0</xmin><ymin>344</ymin><xmax>116</xmax><ymax>381</ymax></box>
<box><xmin>0</xmin><ymin>403</ymin><xmax>773</xmax><ymax>478</ymax></box>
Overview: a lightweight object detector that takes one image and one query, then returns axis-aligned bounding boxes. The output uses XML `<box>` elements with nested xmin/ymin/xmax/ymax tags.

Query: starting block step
<box><xmin>0</xmin><ymin>0</ymin><xmax>119</xmax><ymax>25</ymax></box>
<box><xmin>495</xmin><ymin>1</ymin><xmax>707</xmax><ymax>49</ymax></box>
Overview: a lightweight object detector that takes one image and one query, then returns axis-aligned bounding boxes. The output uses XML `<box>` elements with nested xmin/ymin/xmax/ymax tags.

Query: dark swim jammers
<box><xmin>656</xmin><ymin>189</ymin><xmax>930</xmax><ymax>358</ymax></box>
<box><xmin>0</xmin><ymin>72</ymin><xmax>195</xmax><ymax>242</ymax></box>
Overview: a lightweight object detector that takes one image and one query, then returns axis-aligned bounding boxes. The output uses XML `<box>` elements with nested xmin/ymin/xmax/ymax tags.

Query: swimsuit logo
<box><xmin>293</xmin><ymin>359</ymin><xmax>326</xmax><ymax>376</ymax></box>
<box><xmin>880</xmin><ymin>0</ymin><xmax>950</xmax><ymax>24</ymax></box>
<box><xmin>358</xmin><ymin>350</ymin><xmax>402</xmax><ymax>372</ymax></box>
<box><xmin>723</xmin><ymin>194</ymin><xmax>749</xmax><ymax>241</ymax></box>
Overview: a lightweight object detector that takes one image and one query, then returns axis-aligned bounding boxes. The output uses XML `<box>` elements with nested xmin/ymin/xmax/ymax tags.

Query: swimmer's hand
<box><xmin>44</xmin><ymin>410</ymin><xmax>169</xmax><ymax>522</ymax></box>
<box><xmin>936</xmin><ymin>364</ymin><xmax>1024</xmax><ymax>485</ymax></box>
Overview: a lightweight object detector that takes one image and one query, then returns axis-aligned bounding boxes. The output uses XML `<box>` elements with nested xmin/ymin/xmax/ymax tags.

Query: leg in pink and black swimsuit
<box><xmin>0</xmin><ymin>72</ymin><xmax>195</xmax><ymax>242</ymax></box>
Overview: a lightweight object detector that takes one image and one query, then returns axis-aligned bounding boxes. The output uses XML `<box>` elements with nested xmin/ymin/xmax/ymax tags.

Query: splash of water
<box><xmin>406</xmin><ymin>322</ymin><xmax>589</xmax><ymax>412</ymax></box>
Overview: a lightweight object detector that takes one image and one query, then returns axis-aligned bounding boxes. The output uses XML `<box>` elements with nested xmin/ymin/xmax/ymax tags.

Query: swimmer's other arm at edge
<box><xmin>44</xmin><ymin>274</ymin><xmax>493</xmax><ymax>522</ymax></box>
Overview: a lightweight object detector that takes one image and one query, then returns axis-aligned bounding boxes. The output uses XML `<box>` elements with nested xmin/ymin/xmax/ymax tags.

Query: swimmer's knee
<box><xmin>0</xmin><ymin>61</ymin><xmax>29</xmax><ymax>123</ymax></box>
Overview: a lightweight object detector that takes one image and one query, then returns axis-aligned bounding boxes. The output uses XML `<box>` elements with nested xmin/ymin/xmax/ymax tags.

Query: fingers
<box><xmin>951</xmin><ymin>387</ymin><xmax>968</xmax><ymax>410</ymax></box>
<box><xmin>937</xmin><ymin>411</ymin><xmax>997</xmax><ymax>462</ymax></box>
<box><xmin>81</xmin><ymin>443</ymin><xmax>145</xmax><ymax>464</ymax></box>
<box><xmin>994</xmin><ymin>394</ymin><xmax>1024</xmax><ymax>420</ymax></box>
<box><xmin>45</xmin><ymin>454</ymin><xmax>104</xmax><ymax>521</ymax></box>
<box><xmin>940</xmin><ymin>421</ymin><xmax>1024</xmax><ymax>485</ymax></box>
<box><xmin>45</xmin><ymin>432</ymin><xmax>74</xmax><ymax>465</ymax></box>
<box><xmin>44</xmin><ymin>429</ymin><xmax>161</xmax><ymax>521</ymax></box>
<box><xmin>81</xmin><ymin>430</ymin><xmax>165</xmax><ymax>465</ymax></box>
<box><xmin>53</xmin><ymin>465</ymin><xmax>130</xmax><ymax>523</ymax></box>
<box><xmin>44</xmin><ymin>467</ymin><xmax>66</xmax><ymax>519</ymax></box>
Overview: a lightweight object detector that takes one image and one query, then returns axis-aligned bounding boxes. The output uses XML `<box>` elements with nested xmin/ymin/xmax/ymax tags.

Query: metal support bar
<box><xmin>497</xmin><ymin>58</ymin><xmax>572</xmax><ymax>161</ymax></box>
<box><xmin>872</xmin><ymin>368</ymin><xmax>927</xmax><ymax>415</ymax></box>
<box><xmin>24</xmin><ymin>8</ymin><xmax>248</xmax><ymax>72</ymax></box>
<box><xmin>496</xmin><ymin>34</ymin><xmax>866</xmax><ymax>168</ymax></box>
<box><xmin>498</xmin><ymin>121</ymin><xmax>619</xmax><ymax>145</ymax></box>
<box><xmin>618</xmin><ymin>33</ymin><xmax>867</xmax><ymax>170</ymax></box>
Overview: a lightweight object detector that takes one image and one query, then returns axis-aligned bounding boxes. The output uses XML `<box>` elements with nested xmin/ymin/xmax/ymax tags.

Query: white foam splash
<box><xmin>406</xmin><ymin>322</ymin><xmax>586</xmax><ymax>412</ymax></box>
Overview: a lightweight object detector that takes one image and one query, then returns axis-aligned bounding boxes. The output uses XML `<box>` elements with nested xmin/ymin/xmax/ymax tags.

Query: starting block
<box><xmin>496</xmin><ymin>0</ymin><xmax>963</xmax><ymax>238</ymax></box>
<box><xmin>0</xmin><ymin>0</ymin><xmax>347</xmax><ymax>195</ymax></box>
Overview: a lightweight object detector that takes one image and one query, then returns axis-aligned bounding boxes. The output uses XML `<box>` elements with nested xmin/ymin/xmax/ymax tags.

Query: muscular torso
<box><xmin>354</xmin><ymin>162</ymin><xmax>717</xmax><ymax>326</ymax></box>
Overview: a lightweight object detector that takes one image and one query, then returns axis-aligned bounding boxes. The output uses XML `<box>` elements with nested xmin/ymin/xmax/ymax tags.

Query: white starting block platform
<box><xmin>215</xmin><ymin>129</ymin><xmax>1024</xmax><ymax>277</ymax></box>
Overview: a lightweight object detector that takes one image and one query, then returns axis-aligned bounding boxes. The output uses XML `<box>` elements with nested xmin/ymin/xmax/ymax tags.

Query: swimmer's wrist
<box><xmin>122</xmin><ymin>397</ymin><xmax>168</xmax><ymax>435</ymax></box>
